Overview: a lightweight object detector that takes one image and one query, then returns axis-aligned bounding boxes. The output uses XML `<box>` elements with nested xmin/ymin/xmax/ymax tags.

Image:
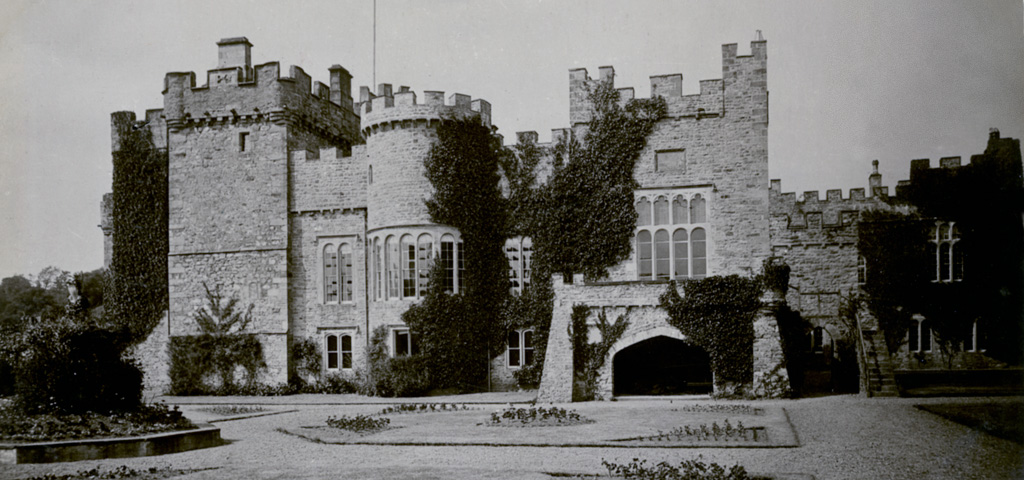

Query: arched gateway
<box><xmin>604</xmin><ymin>326</ymin><xmax>712</xmax><ymax>396</ymax></box>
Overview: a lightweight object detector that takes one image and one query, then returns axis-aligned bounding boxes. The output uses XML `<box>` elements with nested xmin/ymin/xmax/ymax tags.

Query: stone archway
<box><xmin>606</xmin><ymin>327</ymin><xmax>712</xmax><ymax>396</ymax></box>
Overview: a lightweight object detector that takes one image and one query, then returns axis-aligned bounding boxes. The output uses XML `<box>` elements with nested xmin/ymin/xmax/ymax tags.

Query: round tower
<box><xmin>360</xmin><ymin>84</ymin><xmax>492</xmax><ymax>340</ymax></box>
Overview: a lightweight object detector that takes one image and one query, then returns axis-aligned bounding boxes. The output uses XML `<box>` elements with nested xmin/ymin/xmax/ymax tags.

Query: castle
<box><xmin>103</xmin><ymin>37</ymin><xmax>1022</xmax><ymax>398</ymax></box>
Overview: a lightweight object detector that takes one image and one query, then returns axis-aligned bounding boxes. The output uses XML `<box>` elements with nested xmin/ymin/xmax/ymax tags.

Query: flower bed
<box><xmin>487</xmin><ymin>406</ymin><xmax>593</xmax><ymax>427</ymax></box>
<box><xmin>0</xmin><ymin>403</ymin><xmax>194</xmax><ymax>444</ymax></box>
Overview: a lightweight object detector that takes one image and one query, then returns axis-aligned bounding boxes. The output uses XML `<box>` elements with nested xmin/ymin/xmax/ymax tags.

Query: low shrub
<box><xmin>671</xmin><ymin>404</ymin><xmax>763</xmax><ymax>416</ymax></box>
<box><xmin>198</xmin><ymin>405</ymin><xmax>265</xmax><ymax>416</ymax></box>
<box><xmin>642</xmin><ymin>420</ymin><xmax>760</xmax><ymax>442</ymax></box>
<box><xmin>168</xmin><ymin>334</ymin><xmax>264</xmax><ymax>395</ymax></box>
<box><xmin>602</xmin><ymin>458</ymin><xmax>753</xmax><ymax>480</ymax></box>
<box><xmin>0</xmin><ymin>402</ymin><xmax>193</xmax><ymax>443</ymax></box>
<box><xmin>488</xmin><ymin>406</ymin><xmax>591</xmax><ymax>426</ymax></box>
<box><xmin>378</xmin><ymin>403</ymin><xmax>472</xmax><ymax>415</ymax></box>
<box><xmin>325</xmin><ymin>414</ymin><xmax>390</xmax><ymax>433</ymax></box>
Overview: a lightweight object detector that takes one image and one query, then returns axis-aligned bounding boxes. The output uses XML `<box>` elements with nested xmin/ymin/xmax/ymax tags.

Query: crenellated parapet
<box><xmin>569</xmin><ymin>40</ymin><xmax>767</xmax><ymax>126</ymax></box>
<box><xmin>769</xmin><ymin>175</ymin><xmax>891</xmax><ymax>246</ymax></box>
<box><xmin>162</xmin><ymin>38</ymin><xmax>360</xmax><ymax>149</ymax></box>
<box><xmin>358</xmin><ymin>83</ymin><xmax>491</xmax><ymax>136</ymax></box>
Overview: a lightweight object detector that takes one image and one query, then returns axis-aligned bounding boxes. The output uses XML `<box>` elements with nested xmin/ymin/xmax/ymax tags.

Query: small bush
<box><xmin>199</xmin><ymin>405</ymin><xmax>265</xmax><ymax>416</ymax></box>
<box><xmin>325</xmin><ymin>414</ymin><xmax>390</xmax><ymax>432</ymax></box>
<box><xmin>602</xmin><ymin>458</ymin><xmax>752</xmax><ymax>480</ymax></box>
<box><xmin>379</xmin><ymin>403</ymin><xmax>472</xmax><ymax>415</ymax></box>
<box><xmin>14</xmin><ymin>317</ymin><xmax>141</xmax><ymax>414</ymax></box>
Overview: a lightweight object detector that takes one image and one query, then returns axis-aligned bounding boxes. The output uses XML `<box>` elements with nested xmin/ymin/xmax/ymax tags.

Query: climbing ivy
<box><xmin>571</xmin><ymin>306</ymin><xmax>629</xmax><ymax>401</ymax></box>
<box><xmin>529</xmin><ymin>81</ymin><xmax>666</xmax><ymax>279</ymax></box>
<box><xmin>106</xmin><ymin>115</ymin><xmax>168</xmax><ymax>345</ymax></box>
<box><xmin>659</xmin><ymin>276</ymin><xmax>762</xmax><ymax>389</ymax></box>
<box><xmin>400</xmin><ymin>117</ymin><xmax>509</xmax><ymax>392</ymax></box>
<box><xmin>500</xmin><ymin>279</ymin><xmax>553</xmax><ymax>389</ymax></box>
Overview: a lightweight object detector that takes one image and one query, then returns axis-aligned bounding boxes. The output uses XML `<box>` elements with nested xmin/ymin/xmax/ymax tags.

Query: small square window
<box><xmin>655</xmin><ymin>150</ymin><xmax>685</xmax><ymax>173</ymax></box>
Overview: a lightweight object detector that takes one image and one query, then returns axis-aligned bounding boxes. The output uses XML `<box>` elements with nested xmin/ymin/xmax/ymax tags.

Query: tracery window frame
<box><xmin>635</xmin><ymin>188</ymin><xmax>710</xmax><ymax>281</ymax></box>
<box><xmin>506</xmin><ymin>328</ymin><xmax>535</xmax><ymax>368</ymax></box>
<box><xmin>930</xmin><ymin>221</ymin><xmax>962</xmax><ymax>283</ymax></box>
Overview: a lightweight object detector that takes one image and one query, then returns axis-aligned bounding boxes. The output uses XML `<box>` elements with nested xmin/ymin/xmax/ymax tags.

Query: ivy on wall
<box><xmin>107</xmin><ymin>115</ymin><xmax>168</xmax><ymax>344</ymax></box>
<box><xmin>398</xmin><ymin>117</ymin><xmax>509</xmax><ymax>392</ymax></box>
<box><xmin>501</xmin><ymin>280</ymin><xmax>553</xmax><ymax>389</ymax></box>
<box><xmin>529</xmin><ymin>82</ymin><xmax>666</xmax><ymax>280</ymax></box>
<box><xmin>659</xmin><ymin>276</ymin><xmax>762</xmax><ymax>388</ymax></box>
<box><xmin>571</xmin><ymin>306</ymin><xmax>629</xmax><ymax>401</ymax></box>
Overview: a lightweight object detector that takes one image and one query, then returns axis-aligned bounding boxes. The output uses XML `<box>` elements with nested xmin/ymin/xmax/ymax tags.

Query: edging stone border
<box><xmin>0</xmin><ymin>423</ymin><xmax>222</xmax><ymax>464</ymax></box>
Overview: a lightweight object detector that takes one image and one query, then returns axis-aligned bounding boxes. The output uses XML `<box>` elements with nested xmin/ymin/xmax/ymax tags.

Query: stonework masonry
<box><xmin>105</xmin><ymin>36</ymin><xmax>1015</xmax><ymax>399</ymax></box>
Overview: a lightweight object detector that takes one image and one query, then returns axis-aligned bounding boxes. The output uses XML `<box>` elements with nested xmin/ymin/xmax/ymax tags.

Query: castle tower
<box><xmin>160</xmin><ymin>38</ymin><xmax>360</xmax><ymax>383</ymax></box>
<box><xmin>359</xmin><ymin>84</ymin><xmax>492</xmax><ymax>346</ymax></box>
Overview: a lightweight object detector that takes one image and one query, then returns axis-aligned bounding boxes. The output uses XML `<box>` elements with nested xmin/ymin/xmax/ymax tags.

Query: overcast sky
<box><xmin>0</xmin><ymin>0</ymin><xmax>1021</xmax><ymax>280</ymax></box>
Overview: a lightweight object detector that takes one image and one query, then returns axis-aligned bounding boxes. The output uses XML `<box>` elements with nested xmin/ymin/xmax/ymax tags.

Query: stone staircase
<box><xmin>861</xmin><ymin>329</ymin><xmax>898</xmax><ymax>397</ymax></box>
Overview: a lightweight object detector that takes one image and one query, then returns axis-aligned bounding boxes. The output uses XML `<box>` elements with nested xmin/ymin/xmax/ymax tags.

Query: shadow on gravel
<box><xmin>916</xmin><ymin>402</ymin><xmax>1024</xmax><ymax>444</ymax></box>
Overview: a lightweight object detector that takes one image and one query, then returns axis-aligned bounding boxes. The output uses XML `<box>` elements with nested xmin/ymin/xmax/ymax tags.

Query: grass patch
<box><xmin>198</xmin><ymin>405</ymin><xmax>266</xmax><ymax>416</ymax></box>
<box><xmin>0</xmin><ymin>403</ymin><xmax>195</xmax><ymax>443</ymax></box>
<box><xmin>916</xmin><ymin>402</ymin><xmax>1024</xmax><ymax>444</ymax></box>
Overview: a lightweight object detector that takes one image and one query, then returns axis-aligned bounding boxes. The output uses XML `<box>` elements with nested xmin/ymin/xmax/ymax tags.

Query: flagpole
<box><xmin>373</xmin><ymin>0</ymin><xmax>377</xmax><ymax>88</ymax></box>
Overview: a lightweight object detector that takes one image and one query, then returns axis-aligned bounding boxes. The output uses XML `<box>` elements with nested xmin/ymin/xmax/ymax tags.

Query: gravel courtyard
<box><xmin>3</xmin><ymin>394</ymin><xmax>1022</xmax><ymax>480</ymax></box>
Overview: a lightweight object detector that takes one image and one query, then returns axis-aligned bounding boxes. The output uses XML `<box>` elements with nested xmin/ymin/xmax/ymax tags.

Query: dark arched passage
<box><xmin>612</xmin><ymin>335</ymin><xmax>712</xmax><ymax>395</ymax></box>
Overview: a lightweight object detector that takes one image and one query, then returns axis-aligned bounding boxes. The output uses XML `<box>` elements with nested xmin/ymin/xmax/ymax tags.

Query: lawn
<box><xmin>916</xmin><ymin>401</ymin><xmax>1024</xmax><ymax>444</ymax></box>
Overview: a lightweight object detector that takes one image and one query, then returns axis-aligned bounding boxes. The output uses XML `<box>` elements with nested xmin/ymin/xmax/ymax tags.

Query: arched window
<box><xmin>340</xmin><ymin>335</ymin><xmax>352</xmax><ymax>369</ymax></box>
<box><xmin>673</xmin><ymin>229</ymin><xmax>689</xmax><ymax>280</ymax></box>
<box><xmin>653</xmin><ymin>196</ymin><xmax>670</xmax><ymax>225</ymax></box>
<box><xmin>910</xmin><ymin>317</ymin><xmax>931</xmax><ymax>352</ymax></box>
<box><xmin>373</xmin><ymin>238</ymin><xmax>381</xmax><ymax>300</ymax></box>
<box><xmin>507</xmin><ymin>329</ymin><xmax>535</xmax><ymax>368</ymax></box>
<box><xmin>339</xmin><ymin>243</ymin><xmax>352</xmax><ymax>302</ymax></box>
<box><xmin>637</xmin><ymin>231</ymin><xmax>652</xmax><ymax>280</ymax></box>
<box><xmin>857</xmin><ymin>255</ymin><xmax>867</xmax><ymax>285</ymax></box>
<box><xmin>970</xmin><ymin>319</ymin><xmax>985</xmax><ymax>352</ymax></box>
<box><xmin>386</xmin><ymin>236</ymin><xmax>399</xmax><ymax>299</ymax></box>
<box><xmin>673</xmin><ymin>196</ymin><xmax>688</xmax><ymax>224</ymax></box>
<box><xmin>691</xmin><ymin>228</ymin><xmax>707</xmax><ymax>278</ymax></box>
<box><xmin>690</xmin><ymin>194</ymin><xmax>706</xmax><ymax>223</ymax></box>
<box><xmin>636</xmin><ymin>198</ymin><xmax>651</xmax><ymax>226</ymax></box>
<box><xmin>326</xmin><ymin>335</ymin><xmax>338</xmax><ymax>369</ymax></box>
<box><xmin>401</xmin><ymin>234</ymin><xmax>415</xmax><ymax>298</ymax></box>
<box><xmin>441</xmin><ymin>234</ymin><xmax>455</xmax><ymax>293</ymax></box>
<box><xmin>324</xmin><ymin>244</ymin><xmax>338</xmax><ymax>303</ymax></box>
<box><xmin>506</xmin><ymin>238</ymin><xmax>522</xmax><ymax>294</ymax></box>
<box><xmin>932</xmin><ymin>221</ymin><xmax>963</xmax><ymax>282</ymax></box>
<box><xmin>655</xmin><ymin>229</ymin><xmax>670</xmax><ymax>280</ymax></box>
<box><xmin>417</xmin><ymin>233</ymin><xmax>433</xmax><ymax>298</ymax></box>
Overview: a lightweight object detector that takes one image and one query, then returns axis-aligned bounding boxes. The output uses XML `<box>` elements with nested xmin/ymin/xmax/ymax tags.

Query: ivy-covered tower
<box><xmin>358</xmin><ymin>85</ymin><xmax>491</xmax><ymax>349</ymax></box>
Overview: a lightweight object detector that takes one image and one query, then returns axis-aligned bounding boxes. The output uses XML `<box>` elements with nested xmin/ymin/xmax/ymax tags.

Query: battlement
<box><xmin>161</xmin><ymin>38</ymin><xmax>359</xmax><ymax>145</ymax></box>
<box><xmin>770</xmin><ymin>169</ymin><xmax>891</xmax><ymax>236</ymax></box>
<box><xmin>110</xmin><ymin>109</ymin><xmax>167</xmax><ymax>152</ymax></box>
<box><xmin>358</xmin><ymin>83</ymin><xmax>491</xmax><ymax>136</ymax></box>
<box><xmin>569</xmin><ymin>40</ymin><xmax>767</xmax><ymax>125</ymax></box>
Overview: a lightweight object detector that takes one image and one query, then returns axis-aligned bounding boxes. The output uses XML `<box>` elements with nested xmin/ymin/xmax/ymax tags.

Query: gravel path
<box><xmin>4</xmin><ymin>394</ymin><xmax>1022</xmax><ymax>479</ymax></box>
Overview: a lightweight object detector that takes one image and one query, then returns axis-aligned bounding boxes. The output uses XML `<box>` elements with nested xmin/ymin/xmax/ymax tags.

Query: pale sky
<box><xmin>0</xmin><ymin>0</ymin><xmax>1021</xmax><ymax>279</ymax></box>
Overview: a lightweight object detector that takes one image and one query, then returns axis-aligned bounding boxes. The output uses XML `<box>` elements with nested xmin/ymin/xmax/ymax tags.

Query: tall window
<box><xmin>417</xmin><ymin>234</ymin><xmax>433</xmax><ymax>298</ymax></box>
<box><xmin>441</xmin><ymin>234</ymin><xmax>455</xmax><ymax>293</ymax></box>
<box><xmin>931</xmin><ymin>221</ymin><xmax>962</xmax><ymax>282</ymax></box>
<box><xmin>373</xmin><ymin>239</ymin><xmax>382</xmax><ymax>300</ymax></box>
<box><xmin>340</xmin><ymin>335</ymin><xmax>352</xmax><ymax>369</ymax></box>
<box><xmin>638</xmin><ymin>231</ymin><xmax>653</xmax><ymax>280</ymax></box>
<box><xmin>387</xmin><ymin>236</ymin><xmax>400</xmax><ymax>299</ymax></box>
<box><xmin>969</xmin><ymin>319</ymin><xmax>985</xmax><ymax>352</ymax></box>
<box><xmin>324</xmin><ymin>244</ymin><xmax>338</xmax><ymax>303</ymax></box>
<box><xmin>522</xmin><ymin>238</ymin><xmax>533</xmax><ymax>291</ymax></box>
<box><xmin>402</xmin><ymin>234</ymin><xmax>416</xmax><ymax>298</ymax></box>
<box><xmin>457</xmin><ymin>240</ymin><xmax>465</xmax><ymax>293</ymax></box>
<box><xmin>673</xmin><ymin>229</ymin><xmax>688</xmax><ymax>280</ymax></box>
<box><xmin>909</xmin><ymin>317</ymin><xmax>931</xmax><ymax>352</ymax></box>
<box><xmin>636</xmin><ymin>191</ymin><xmax>709</xmax><ymax>280</ymax></box>
<box><xmin>506</xmin><ymin>237</ymin><xmax>534</xmax><ymax>295</ymax></box>
<box><xmin>654</xmin><ymin>230</ymin><xmax>671</xmax><ymax>280</ymax></box>
<box><xmin>339</xmin><ymin>244</ymin><xmax>352</xmax><ymax>302</ymax></box>
<box><xmin>857</xmin><ymin>255</ymin><xmax>867</xmax><ymax>285</ymax></box>
<box><xmin>507</xmin><ymin>329</ymin><xmax>534</xmax><ymax>368</ymax></box>
<box><xmin>326</xmin><ymin>335</ymin><xmax>338</xmax><ymax>369</ymax></box>
<box><xmin>691</xmin><ymin>228</ymin><xmax>706</xmax><ymax>278</ymax></box>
